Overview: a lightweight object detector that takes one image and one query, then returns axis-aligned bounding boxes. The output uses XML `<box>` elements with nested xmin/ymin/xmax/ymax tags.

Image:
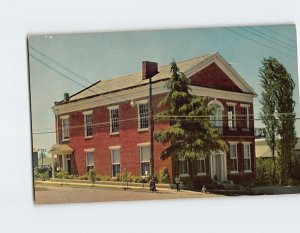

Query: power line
<box><xmin>29</xmin><ymin>46</ymin><xmax>92</xmax><ymax>85</ymax></box>
<box><xmin>29</xmin><ymin>45</ymin><xmax>149</xmax><ymax>103</ymax></box>
<box><xmin>224</xmin><ymin>28</ymin><xmax>297</xmax><ymax>59</ymax></box>
<box><xmin>262</xmin><ymin>26</ymin><xmax>297</xmax><ymax>43</ymax></box>
<box><xmin>250</xmin><ymin>27</ymin><xmax>297</xmax><ymax>49</ymax></box>
<box><xmin>240</xmin><ymin>27</ymin><xmax>296</xmax><ymax>52</ymax></box>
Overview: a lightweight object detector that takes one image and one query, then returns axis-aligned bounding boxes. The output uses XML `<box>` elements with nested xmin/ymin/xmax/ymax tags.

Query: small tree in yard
<box><xmin>154</xmin><ymin>60</ymin><xmax>227</xmax><ymax>188</ymax></box>
<box><xmin>259</xmin><ymin>57</ymin><xmax>297</xmax><ymax>184</ymax></box>
<box><xmin>88</xmin><ymin>168</ymin><xmax>96</xmax><ymax>187</ymax></box>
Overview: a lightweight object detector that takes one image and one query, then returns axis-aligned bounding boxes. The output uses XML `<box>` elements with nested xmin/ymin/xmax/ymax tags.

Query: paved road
<box><xmin>35</xmin><ymin>185</ymin><xmax>221</xmax><ymax>204</ymax></box>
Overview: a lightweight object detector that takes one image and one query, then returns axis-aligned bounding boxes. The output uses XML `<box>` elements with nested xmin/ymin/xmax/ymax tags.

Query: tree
<box><xmin>259</xmin><ymin>57</ymin><xmax>297</xmax><ymax>184</ymax></box>
<box><xmin>154</xmin><ymin>60</ymin><xmax>227</xmax><ymax>187</ymax></box>
<box><xmin>87</xmin><ymin>168</ymin><xmax>96</xmax><ymax>187</ymax></box>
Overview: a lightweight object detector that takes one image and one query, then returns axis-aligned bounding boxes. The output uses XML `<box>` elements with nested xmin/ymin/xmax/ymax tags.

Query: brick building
<box><xmin>51</xmin><ymin>52</ymin><xmax>257</xmax><ymax>185</ymax></box>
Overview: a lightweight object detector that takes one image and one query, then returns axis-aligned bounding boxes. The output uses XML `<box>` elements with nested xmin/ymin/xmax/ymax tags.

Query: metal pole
<box><xmin>149</xmin><ymin>76</ymin><xmax>154</xmax><ymax>177</ymax></box>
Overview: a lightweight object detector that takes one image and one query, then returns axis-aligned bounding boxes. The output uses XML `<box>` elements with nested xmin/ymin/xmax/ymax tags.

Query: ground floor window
<box><xmin>111</xmin><ymin>149</ymin><xmax>121</xmax><ymax>177</ymax></box>
<box><xmin>243</xmin><ymin>143</ymin><xmax>251</xmax><ymax>172</ymax></box>
<box><xmin>175</xmin><ymin>157</ymin><xmax>189</xmax><ymax>176</ymax></box>
<box><xmin>86</xmin><ymin>151</ymin><xmax>94</xmax><ymax>172</ymax></box>
<box><xmin>230</xmin><ymin>143</ymin><xmax>238</xmax><ymax>173</ymax></box>
<box><xmin>140</xmin><ymin>145</ymin><xmax>150</xmax><ymax>176</ymax></box>
<box><xmin>196</xmin><ymin>157</ymin><xmax>206</xmax><ymax>175</ymax></box>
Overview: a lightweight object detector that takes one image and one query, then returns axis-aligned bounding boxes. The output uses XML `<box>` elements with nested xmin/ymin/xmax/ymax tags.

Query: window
<box><xmin>196</xmin><ymin>157</ymin><xmax>206</xmax><ymax>175</ymax></box>
<box><xmin>230</xmin><ymin>143</ymin><xmax>238</xmax><ymax>173</ymax></box>
<box><xmin>109</xmin><ymin>107</ymin><xmax>119</xmax><ymax>134</ymax></box>
<box><xmin>61</xmin><ymin>116</ymin><xmax>69</xmax><ymax>141</ymax></box>
<box><xmin>243</xmin><ymin>143</ymin><xmax>251</xmax><ymax>171</ymax></box>
<box><xmin>85</xmin><ymin>151</ymin><xmax>94</xmax><ymax>172</ymax></box>
<box><xmin>227</xmin><ymin>105</ymin><xmax>236</xmax><ymax>129</ymax></box>
<box><xmin>210</xmin><ymin>104</ymin><xmax>223</xmax><ymax>134</ymax></box>
<box><xmin>140</xmin><ymin>145</ymin><xmax>150</xmax><ymax>176</ymax></box>
<box><xmin>138</xmin><ymin>103</ymin><xmax>149</xmax><ymax>130</ymax></box>
<box><xmin>83</xmin><ymin>112</ymin><xmax>93</xmax><ymax>137</ymax></box>
<box><xmin>111</xmin><ymin>149</ymin><xmax>120</xmax><ymax>177</ymax></box>
<box><xmin>241</xmin><ymin>106</ymin><xmax>249</xmax><ymax>129</ymax></box>
<box><xmin>175</xmin><ymin>157</ymin><xmax>189</xmax><ymax>177</ymax></box>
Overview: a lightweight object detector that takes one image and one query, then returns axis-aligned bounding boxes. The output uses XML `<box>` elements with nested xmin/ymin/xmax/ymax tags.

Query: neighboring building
<box><xmin>256</xmin><ymin>137</ymin><xmax>300</xmax><ymax>159</ymax></box>
<box><xmin>32</xmin><ymin>148</ymin><xmax>38</xmax><ymax>168</ymax></box>
<box><xmin>51</xmin><ymin>52</ymin><xmax>257</xmax><ymax>185</ymax></box>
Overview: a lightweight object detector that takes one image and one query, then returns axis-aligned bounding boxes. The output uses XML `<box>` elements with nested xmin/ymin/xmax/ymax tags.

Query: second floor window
<box><xmin>138</xmin><ymin>103</ymin><xmax>149</xmax><ymax>130</ymax></box>
<box><xmin>61</xmin><ymin>116</ymin><xmax>69</xmax><ymax>141</ymax></box>
<box><xmin>110</xmin><ymin>108</ymin><xmax>119</xmax><ymax>134</ymax></box>
<box><xmin>84</xmin><ymin>113</ymin><xmax>93</xmax><ymax>137</ymax></box>
<box><xmin>227</xmin><ymin>105</ymin><xmax>236</xmax><ymax>129</ymax></box>
<box><xmin>241</xmin><ymin>106</ymin><xmax>249</xmax><ymax>129</ymax></box>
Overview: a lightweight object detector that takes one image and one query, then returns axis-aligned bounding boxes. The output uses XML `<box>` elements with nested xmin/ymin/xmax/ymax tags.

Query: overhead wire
<box><xmin>224</xmin><ymin>28</ymin><xmax>297</xmax><ymax>59</ymax></box>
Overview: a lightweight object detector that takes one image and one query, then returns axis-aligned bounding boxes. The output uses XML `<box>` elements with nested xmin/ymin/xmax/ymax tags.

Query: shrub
<box><xmin>78</xmin><ymin>175</ymin><xmax>89</xmax><ymax>180</ymax></box>
<box><xmin>34</xmin><ymin>167</ymin><xmax>50</xmax><ymax>181</ymax></box>
<box><xmin>256</xmin><ymin>158</ymin><xmax>280</xmax><ymax>185</ymax></box>
<box><xmin>97</xmin><ymin>175</ymin><xmax>111</xmax><ymax>181</ymax></box>
<box><xmin>158</xmin><ymin>167</ymin><xmax>171</xmax><ymax>184</ymax></box>
<box><xmin>67</xmin><ymin>174</ymin><xmax>77</xmax><ymax>180</ymax></box>
<box><xmin>87</xmin><ymin>168</ymin><xmax>96</xmax><ymax>186</ymax></box>
<box><xmin>56</xmin><ymin>170</ymin><xmax>69</xmax><ymax>179</ymax></box>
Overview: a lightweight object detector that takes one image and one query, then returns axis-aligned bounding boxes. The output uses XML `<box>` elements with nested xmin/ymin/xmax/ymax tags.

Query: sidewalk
<box><xmin>34</xmin><ymin>179</ymin><xmax>213</xmax><ymax>196</ymax></box>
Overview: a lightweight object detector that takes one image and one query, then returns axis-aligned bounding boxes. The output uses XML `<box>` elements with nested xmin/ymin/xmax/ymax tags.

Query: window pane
<box><xmin>140</xmin><ymin>146</ymin><xmax>150</xmax><ymax>162</ymax></box>
<box><xmin>228</xmin><ymin>106</ymin><xmax>235</xmax><ymax>128</ymax></box>
<box><xmin>139</xmin><ymin>103</ymin><xmax>149</xmax><ymax>129</ymax></box>
<box><xmin>141</xmin><ymin>162</ymin><xmax>150</xmax><ymax>176</ymax></box>
<box><xmin>85</xmin><ymin>114</ymin><xmax>93</xmax><ymax>136</ymax></box>
<box><xmin>62</xmin><ymin>118</ymin><xmax>69</xmax><ymax>139</ymax></box>
<box><xmin>241</xmin><ymin>107</ymin><xmax>248</xmax><ymax>128</ymax></box>
<box><xmin>197</xmin><ymin>158</ymin><xmax>206</xmax><ymax>174</ymax></box>
<box><xmin>112</xmin><ymin>149</ymin><xmax>120</xmax><ymax>163</ymax></box>
<box><xmin>86</xmin><ymin>152</ymin><xmax>94</xmax><ymax>166</ymax></box>
<box><xmin>112</xmin><ymin>164</ymin><xmax>120</xmax><ymax>177</ymax></box>
<box><xmin>111</xmin><ymin>109</ymin><xmax>119</xmax><ymax>133</ymax></box>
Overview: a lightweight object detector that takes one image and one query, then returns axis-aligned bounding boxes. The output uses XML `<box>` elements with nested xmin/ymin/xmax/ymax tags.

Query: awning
<box><xmin>48</xmin><ymin>144</ymin><xmax>74</xmax><ymax>155</ymax></box>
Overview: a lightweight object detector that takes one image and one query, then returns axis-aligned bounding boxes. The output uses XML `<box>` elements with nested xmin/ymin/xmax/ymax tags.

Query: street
<box><xmin>35</xmin><ymin>185</ymin><xmax>221</xmax><ymax>204</ymax></box>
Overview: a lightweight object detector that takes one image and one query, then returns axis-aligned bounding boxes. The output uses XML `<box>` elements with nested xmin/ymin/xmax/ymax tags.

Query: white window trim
<box><xmin>139</xmin><ymin>144</ymin><xmax>150</xmax><ymax>176</ymax></box>
<box><xmin>137</xmin><ymin>101</ymin><xmax>149</xmax><ymax>131</ymax></box>
<box><xmin>82</xmin><ymin>110</ymin><xmax>93</xmax><ymax>115</ymax></box>
<box><xmin>111</xmin><ymin>148</ymin><xmax>121</xmax><ymax>177</ymax></box>
<box><xmin>109</xmin><ymin>145</ymin><xmax>121</xmax><ymax>150</ymax></box>
<box><xmin>108</xmin><ymin>105</ymin><xmax>119</xmax><ymax>135</ymax></box>
<box><xmin>61</xmin><ymin>116</ymin><xmax>70</xmax><ymax>142</ymax></box>
<box><xmin>229</xmin><ymin>142</ymin><xmax>239</xmax><ymax>174</ymax></box>
<box><xmin>137</xmin><ymin>142</ymin><xmax>150</xmax><ymax>147</ymax></box>
<box><xmin>243</xmin><ymin>142</ymin><xmax>252</xmax><ymax>172</ymax></box>
<box><xmin>83</xmin><ymin>113</ymin><xmax>93</xmax><ymax>138</ymax></box>
<box><xmin>241</xmin><ymin>105</ymin><xmax>250</xmax><ymax>130</ymax></box>
<box><xmin>85</xmin><ymin>150</ymin><xmax>95</xmax><ymax>171</ymax></box>
<box><xmin>227</xmin><ymin>104</ymin><xmax>236</xmax><ymax>130</ymax></box>
<box><xmin>196</xmin><ymin>157</ymin><xmax>206</xmax><ymax>176</ymax></box>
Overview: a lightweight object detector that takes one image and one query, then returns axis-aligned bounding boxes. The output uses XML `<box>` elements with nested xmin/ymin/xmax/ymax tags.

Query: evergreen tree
<box><xmin>259</xmin><ymin>57</ymin><xmax>297</xmax><ymax>184</ymax></box>
<box><xmin>154</xmin><ymin>60</ymin><xmax>227</xmax><ymax>187</ymax></box>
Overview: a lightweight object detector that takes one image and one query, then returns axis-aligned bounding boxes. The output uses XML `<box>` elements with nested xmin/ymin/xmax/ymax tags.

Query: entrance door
<box><xmin>210</xmin><ymin>152</ymin><xmax>227</xmax><ymax>181</ymax></box>
<box><xmin>67</xmin><ymin>155</ymin><xmax>71</xmax><ymax>174</ymax></box>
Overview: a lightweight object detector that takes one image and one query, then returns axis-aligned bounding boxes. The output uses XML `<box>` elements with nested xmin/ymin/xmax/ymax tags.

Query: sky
<box><xmin>28</xmin><ymin>24</ymin><xmax>299</xmax><ymax>152</ymax></box>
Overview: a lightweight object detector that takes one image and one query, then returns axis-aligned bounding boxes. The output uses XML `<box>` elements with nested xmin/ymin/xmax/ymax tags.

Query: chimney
<box><xmin>64</xmin><ymin>93</ymin><xmax>69</xmax><ymax>102</ymax></box>
<box><xmin>142</xmin><ymin>61</ymin><xmax>158</xmax><ymax>80</ymax></box>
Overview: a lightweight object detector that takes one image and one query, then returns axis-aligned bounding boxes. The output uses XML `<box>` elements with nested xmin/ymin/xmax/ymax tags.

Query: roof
<box><xmin>48</xmin><ymin>144</ymin><xmax>74</xmax><ymax>155</ymax></box>
<box><xmin>69</xmin><ymin>53</ymin><xmax>214</xmax><ymax>101</ymax></box>
<box><xmin>255</xmin><ymin>140</ymin><xmax>277</xmax><ymax>158</ymax></box>
<box><xmin>255</xmin><ymin>138</ymin><xmax>300</xmax><ymax>158</ymax></box>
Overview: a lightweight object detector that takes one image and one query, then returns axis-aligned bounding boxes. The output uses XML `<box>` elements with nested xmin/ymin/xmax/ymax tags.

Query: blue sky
<box><xmin>28</xmin><ymin>24</ymin><xmax>299</xmax><ymax>151</ymax></box>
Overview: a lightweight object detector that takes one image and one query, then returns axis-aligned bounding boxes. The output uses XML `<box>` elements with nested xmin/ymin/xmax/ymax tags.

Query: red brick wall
<box><xmin>190</xmin><ymin>63</ymin><xmax>243</xmax><ymax>93</ymax></box>
<box><xmin>56</xmin><ymin>65</ymin><xmax>256</xmax><ymax>184</ymax></box>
